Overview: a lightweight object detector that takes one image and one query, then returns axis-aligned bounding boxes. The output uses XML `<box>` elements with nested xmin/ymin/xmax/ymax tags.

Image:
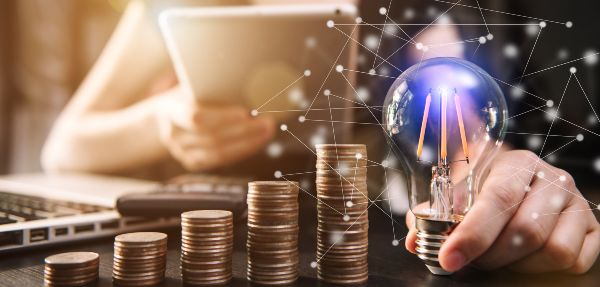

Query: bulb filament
<box><xmin>416</xmin><ymin>90</ymin><xmax>469</xmax><ymax>164</ymax></box>
<box><xmin>440</xmin><ymin>92</ymin><xmax>448</xmax><ymax>160</ymax></box>
<box><xmin>454</xmin><ymin>94</ymin><xmax>470</xmax><ymax>163</ymax></box>
<box><xmin>415</xmin><ymin>89</ymin><xmax>473</xmax><ymax>220</ymax></box>
<box><xmin>416</xmin><ymin>93</ymin><xmax>431</xmax><ymax>160</ymax></box>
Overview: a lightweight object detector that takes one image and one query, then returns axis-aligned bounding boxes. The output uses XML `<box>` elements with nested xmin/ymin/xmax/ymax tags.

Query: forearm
<box><xmin>42</xmin><ymin>94</ymin><xmax>169</xmax><ymax>174</ymax></box>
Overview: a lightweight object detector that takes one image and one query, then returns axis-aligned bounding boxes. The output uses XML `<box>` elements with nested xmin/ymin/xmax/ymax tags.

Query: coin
<box><xmin>112</xmin><ymin>232</ymin><xmax>167</xmax><ymax>286</ymax></box>
<box><xmin>115</xmin><ymin>232</ymin><xmax>167</xmax><ymax>245</ymax></box>
<box><xmin>247</xmin><ymin>181</ymin><xmax>299</xmax><ymax>285</ymax></box>
<box><xmin>315</xmin><ymin>144</ymin><xmax>369</xmax><ymax>284</ymax></box>
<box><xmin>44</xmin><ymin>252</ymin><xmax>99</xmax><ymax>286</ymax></box>
<box><xmin>180</xmin><ymin>210</ymin><xmax>233</xmax><ymax>286</ymax></box>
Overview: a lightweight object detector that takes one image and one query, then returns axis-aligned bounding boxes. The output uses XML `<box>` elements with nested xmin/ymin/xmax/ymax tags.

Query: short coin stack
<box><xmin>316</xmin><ymin>144</ymin><xmax>369</xmax><ymax>284</ymax></box>
<box><xmin>180</xmin><ymin>210</ymin><xmax>233</xmax><ymax>286</ymax></box>
<box><xmin>247</xmin><ymin>181</ymin><xmax>299</xmax><ymax>285</ymax></box>
<box><xmin>44</xmin><ymin>252</ymin><xmax>99</xmax><ymax>286</ymax></box>
<box><xmin>112</xmin><ymin>232</ymin><xmax>168</xmax><ymax>286</ymax></box>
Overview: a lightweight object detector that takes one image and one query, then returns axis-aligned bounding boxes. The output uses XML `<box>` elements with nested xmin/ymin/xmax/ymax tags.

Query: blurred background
<box><xmin>0</xmin><ymin>0</ymin><xmax>124</xmax><ymax>173</ymax></box>
<box><xmin>0</xmin><ymin>0</ymin><xmax>598</xmax><ymax>187</ymax></box>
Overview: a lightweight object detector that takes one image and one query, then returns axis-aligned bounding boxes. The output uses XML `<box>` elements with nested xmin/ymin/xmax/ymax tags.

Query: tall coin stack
<box><xmin>180</xmin><ymin>210</ymin><xmax>234</xmax><ymax>286</ymax></box>
<box><xmin>247</xmin><ymin>181</ymin><xmax>299</xmax><ymax>285</ymax></box>
<box><xmin>44</xmin><ymin>252</ymin><xmax>99</xmax><ymax>286</ymax></box>
<box><xmin>316</xmin><ymin>144</ymin><xmax>369</xmax><ymax>284</ymax></box>
<box><xmin>112</xmin><ymin>232</ymin><xmax>168</xmax><ymax>286</ymax></box>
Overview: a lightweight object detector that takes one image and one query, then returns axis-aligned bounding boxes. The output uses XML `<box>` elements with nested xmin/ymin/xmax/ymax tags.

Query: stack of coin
<box><xmin>315</xmin><ymin>144</ymin><xmax>369</xmax><ymax>284</ymax></box>
<box><xmin>247</xmin><ymin>181</ymin><xmax>299</xmax><ymax>285</ymax></box>
<box><xmin>181</xmin><ymin>210</ymin><xmax>233</xmax><ymax>286</ymax></box>
<box><xmin>112</xmin><ymin>232</ymin><xmax>167</xmax><ymax>286</ymax></box>
<box><xmin>44</xmin><ymin>252</ymin><xmax>99</xmax><ymax>286</ymax></box>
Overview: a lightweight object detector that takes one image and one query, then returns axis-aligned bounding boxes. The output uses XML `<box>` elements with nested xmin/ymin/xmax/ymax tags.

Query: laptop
<box><xmin>0</xmin><ymin>173</ymin><xmax>249</xmax><ymax>253</ymax></box>
<box><xmin>0</xmin><ymin>173</ymin><xmax>171</xmax><ymax>253</ymax></box>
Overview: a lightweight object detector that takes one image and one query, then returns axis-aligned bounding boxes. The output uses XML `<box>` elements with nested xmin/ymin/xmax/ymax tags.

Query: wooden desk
<box><xmin>1</xmin><ymin>202</ymin><xmax>598</xmax><ymax>287</ymax></box>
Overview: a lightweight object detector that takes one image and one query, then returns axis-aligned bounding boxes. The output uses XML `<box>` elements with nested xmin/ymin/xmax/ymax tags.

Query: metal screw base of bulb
<box><xmin>415</xmin><ymin>217</ymin><xmax>459</xmax><ymax>276</ymax></box>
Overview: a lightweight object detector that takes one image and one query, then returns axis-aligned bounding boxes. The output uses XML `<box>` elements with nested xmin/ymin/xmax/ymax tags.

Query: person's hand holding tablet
<box><xmin>155</xmin><ymin>87</ymin><xmax>275</xmax><ymax>171</ymax></box>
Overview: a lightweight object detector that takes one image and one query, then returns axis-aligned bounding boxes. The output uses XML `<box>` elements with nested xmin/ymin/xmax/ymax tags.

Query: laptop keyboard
<box><xmin>0</xmin><ymin>192</ymin><xmax>111</xmax><ymax>224</ymax></box>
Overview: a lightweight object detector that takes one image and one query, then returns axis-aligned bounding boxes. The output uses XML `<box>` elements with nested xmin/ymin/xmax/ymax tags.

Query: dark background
<box><xmin>354</xmin><ymin>0</ymin><xmax>600</xmax><ymax>187</ymax></box>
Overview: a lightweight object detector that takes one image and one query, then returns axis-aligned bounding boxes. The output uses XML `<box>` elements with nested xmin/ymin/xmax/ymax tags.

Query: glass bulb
<box><xmin>382</xmin><ymin>57</ymin><xmax>508</xmax><ymax>275</ymax></box>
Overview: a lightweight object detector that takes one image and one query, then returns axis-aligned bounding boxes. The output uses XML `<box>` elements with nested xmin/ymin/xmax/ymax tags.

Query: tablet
<box><xmin>159</xmin><ymin>4</ymin><xmax>359</xmax><ymax>151</ymax></box>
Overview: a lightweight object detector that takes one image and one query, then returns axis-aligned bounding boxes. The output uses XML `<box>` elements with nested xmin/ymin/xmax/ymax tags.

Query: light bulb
<box><xmin>382</xmin><ymin>57</ymin><xmax>508</xmax><ymax>275</ymax></box>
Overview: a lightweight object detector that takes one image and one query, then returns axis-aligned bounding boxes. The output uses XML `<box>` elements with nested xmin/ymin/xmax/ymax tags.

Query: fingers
<box><xmin>174</xmin><ymin>116</ymin><xmax>275</xmax><ymax>171</ymax></box>
<box><xmin>405</xmin><ymin>211</ymin><xmax>417</xmax><ymax>254</ymax></box>
<box><xmin>178</xmin><ymin>116</ymin><xmax>273</xmax><ymax>149</ymax></box>
<box><xmin>438</xmin><ymin>150</ymin><xmax>536</xmax><ymax>272</ymax></box>
<box><xmin>473</xmin><ymin>167</ymin><xmax>574</xmax><ymax>269</ymax></box>
<box><xmin>172</xmin><ymin>103</ymin><xmax>249</xmax><ymax>132</ymax></box>
<box><xmin>567</xmin><ymin>222</ymin><xmax>600</xmax><ymax>274</ymax></box>
<box><xmin>192</xmin><ymin>104</ymin><xmax>249</xmax><ymax>131</ymax></box>
<box><xmin>508</xmin><ymin>200</ymin><xmax>590</xmax><ymax>273</ymax></box>
<box><xmin>214</xmin><ymin>123</ymin><xmax>275</xmax><ymax>166</ymax></box>
<box><xmin>216</xmin><ymin>116</ymin><xmax>273</xmax><ymax>143</ymax></box>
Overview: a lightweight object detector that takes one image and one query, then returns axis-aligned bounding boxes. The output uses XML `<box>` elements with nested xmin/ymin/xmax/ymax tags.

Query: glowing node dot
<box><xmin>559</xmin><ymin>175</ymin><xmax>567</xmax><ymax>182</ymax></box>
<box><xmin>537</xmin><ymin>171</ymin><xmax>545</xmax><ymax>178</ymax></box>
<box><xmin>305</xmin><ymin>37</ymin><xmax>317</xmax><ymax>49</ymax></box>
<box><xmin>323</xmin><ymin>89</ymin><xmax>331</xmax><ymax>96</ymax></box>
<box><xmin>504</xmin><ymin>44</ymin><xmax>519</xmax><ymax>59</ymax></box>
<box><xmin>565</xmin><ymin>21</ymin><xmax>573</xmax><ymax>28</ymax></box>
<box><xmin>558</xmin><ymin>49</ymin><xmax>569</xmax><ymax>60</ymax></box>
<box><xmin>298</xmin><ymin>115</ymin><xmax>306</xmax><ymax>123</ymax></box>
<box><xmin>594</xmin><ymin>158</ymin><xmax>600</xmax><ymax>172</ymax></box>
<box><xmin>251</xmin><ymin>109</ymin><xmax>258</xmax><ymax>117</ymax></box>
<box><xmin>267</xmin><ymin>142</ymin><xmax>283</xmax><ymax>158</ymax></box>
<box><xmin>539</xmin><ymin>21</ymin><xmax>547</xmax><ymax>28</ymax></box>
<box><xmin>381</xmin><ymin>160</ymin><xmax>389</xmax><ymax>168</ymax></box>
<box><xmin>304</xmin><ymin>69</ymin><xmax>312</xmax><ymax>77</ymax></box>
<box><xmin>280</xmin><ymin>124</ymin><xmax>288</xmax><ymax>131</ymax></box>
<box><xmin>512</xmin><ymin>234</ymin><xmax>524</xmax><ymax>247</ymax></box>
<box><xmin>310</xmin><ymin>261</ymin><xmax>317</xmax><ymax>268</ymax></box>
<box><xmin>486</xmin><ymin>33</ymin><xmax>494</xmax><ymax>40</ymax></box>
<box><xmin>274</xmin><ymin>170</ymin><xmax>282</xmax><ymax>178</ymax></box>
<box><xmin>379</xmin><ymin>7</ymin><xmax>387</xmax><ymax>15</ymax></box>
<box><xmin>531</xmin><ymin>212</ymin><xmax>539</xmax><ymax>220</ymax></box>
<box><xmin>355</xmin><ymin>17</ymin><xmax>363</xmax><ymax>24</ymax></box>
<box><xmin>570</xmin><ymin>67</ymin><xmax>577</xmax><ymax>74</ymax></box>
<box><xmin>546</xmin><ymin>100</ymin><xmax>554</xmax><ymax>108</ymax></box>
<box><xmin>597</xmin><ymin>205</ymin><xmax>600</xmax><ymax>211</ymax></box>
<box><xmin>343</xmin><ymin>215</ymin><xmax>350</xmax><ymax>222</ymax></box>
<box><xmin>576</xmin><ymin>134</ymin><xmax>584</xmax><ymax>142</ymax></box>
<box><xmin>326</xmin><ymin>20</ymin><xmax>335</xmax><ymax>28</ymax></box>
<box><xmin>551</xmin><ymin>195</ymin><xmax>563</xmax><ymax>208</ymax></box>
<box><xmin>583</xmin><ymin>50</ymin><xmax>599</xmax><ymax>66</ymax></box>
<box><xmin>346</xmin><ymin>201</ymin><xmax>354</xmax><ymax>208</ymax></box>
<box><xmin>355</xmin><ymin>153</ymin><xmax>363</xmax><ymax>160</ymax></box>
<box><xmin>415</xmin><ymin>42</ymin><xmax>424</xmax><ymax>50</ymax></box>
<box><xmin>335</xmin><ymin>65</ymin><xmax>344</xmax><ymax>73</ymax></box>
<box><xmin>368</xmin><ymin>69</ymin><xmax>376</xmax><ymax>75</ymax></box>
<box><xmin>478</xmin><ymin>37</ymin><xmax>487</xmax><ymax>44</ymax></box>
<box><xmin>524</xmin><ymin>186</ymin><xmax>532</xmax><ymax>192</ymax></box>
<box><xmin>392</xmin><ymin>239</ymin><xmax>399</xmax><ymax>246</ymax></box>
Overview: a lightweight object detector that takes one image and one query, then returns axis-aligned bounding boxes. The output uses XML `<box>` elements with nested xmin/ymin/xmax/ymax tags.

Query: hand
<box><xmin>405</xmin><ymin>150</ymin><xmax>600</xmax><ymax>274</ymax></box>
<box><xmin>155</xmin><ymin>87</ymin><xmax>275</xmax><ymax>171</ymax></box>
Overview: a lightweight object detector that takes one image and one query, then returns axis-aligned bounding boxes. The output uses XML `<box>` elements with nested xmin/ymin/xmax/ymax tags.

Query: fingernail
<box><xmin>444</xmin><ymin>250</ymin><xmax>466</xmax><ymax>272</ymax></box>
